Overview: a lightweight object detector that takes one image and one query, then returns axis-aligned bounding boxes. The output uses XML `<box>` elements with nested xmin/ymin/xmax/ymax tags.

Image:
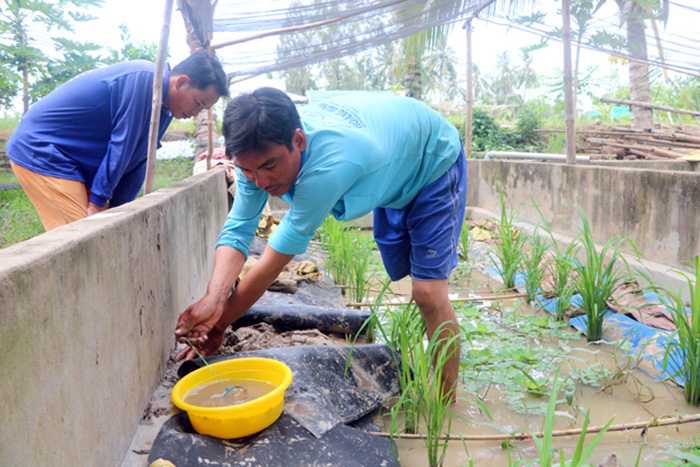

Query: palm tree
<box><xmin>424</xmin><ymin>34</ymin><xmax>461</xmax><ymax>101</ymax></box>
<box><xmin>594</xmin><ymin>0</ymin><xmax>669</xmax><ymax>130</ymax></box>
<box><xmin>396</xmin><ymin>0</ymin><xmax>476</xmax><ymax>100</ymax></box>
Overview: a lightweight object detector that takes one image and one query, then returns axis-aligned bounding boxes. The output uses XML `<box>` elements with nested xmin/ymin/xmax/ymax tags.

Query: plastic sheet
<box><xmin>178</xmin><ymin>344</ymin><xmax>400</xmax><ymax>438</ymax></box>
<box><xmin>487</xmin><ymin>265</ymin><xmax>688</xmax><ymax>386</ymax></box>
<box><xmin>148</xmin><ymin>411</ymin><xmax>398</xmax><ymax>466</ymax></box>
<box><xmin>235</xmin><ymin>303</ymin><xmax>371</xmax><ymax>334</ymax></box>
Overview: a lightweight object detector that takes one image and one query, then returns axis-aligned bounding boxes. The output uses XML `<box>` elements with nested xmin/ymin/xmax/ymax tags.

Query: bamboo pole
<box><xmin>206</xmin><ymin>107</ymin><xmax>214</xmax><ymax>170</ymax></box>
<box><xmin>369</xmin><ymin>414</ymin><xmax>700</xmax><ymax>442</ymax></box>
<box><xmin>601</xmin><ymin>98</ymin><xmax>700</xmax><ymax>118</ymax></box>
<box><xmin>206</xmin><ymin>35</ymin><xmax>214</xmax><ymax>171</ymax></box>
<box><xmin>345</xmin><ymin>292</ymin><xmax>526</xmax><ymax>308</ymax></box>
<box><xmin>561</xmin><ymin>0</ymin><xmax>576</xmax><ymax>165</ymax></box>
<box><xmin>144</xmin><ymin>0</ymin><xmax>175</xmax><ymax>195</ymax></box>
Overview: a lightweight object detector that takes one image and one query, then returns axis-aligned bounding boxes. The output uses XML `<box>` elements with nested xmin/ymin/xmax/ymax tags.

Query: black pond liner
<box><xmin>235</xmin><ymin>303</ymin><xmax>371</xmax><ymax>334</ymax></box>
<box><xmin>147</xmin><ymin>411</ymin><xmax>398</xmax><ymax>466</ymax></box>
<box><xmin>150</xmin><ymin>345</ymin><xmax>401</xmax><ymax>465</ymax></box>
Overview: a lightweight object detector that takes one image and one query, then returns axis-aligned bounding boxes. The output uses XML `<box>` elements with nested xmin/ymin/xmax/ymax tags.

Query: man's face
<box><xmin>166</xmin><ymin>75</ymin><xmax>220</xmax><ymax>119</ymax></box>
<box><xmin>233</xmin><ymin>129</ymin><xmax>305</xmax><ymax>197</ymax></box>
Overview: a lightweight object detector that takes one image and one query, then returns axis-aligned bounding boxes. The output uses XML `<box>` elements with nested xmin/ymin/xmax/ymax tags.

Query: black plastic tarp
<box><xmin>150</xmin><ymin>345</ymin><xmax>400</xmax><ymax>465</ymax></box>
<box><xmin>177</xmin><ymin>344</ymin><xmax>400</xmax><ymax>437</ymax></box>
<box><xmin>235</xmin><ymin>304</ymin><xmax>371</xmax><ymax>334</ymax></box>
<box><xmin>147</xmin><ymin>411</ymin><xmax>398</xmax><ymax>466</ymax></box>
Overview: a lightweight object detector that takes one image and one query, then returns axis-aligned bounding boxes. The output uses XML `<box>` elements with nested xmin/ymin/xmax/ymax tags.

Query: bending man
<box><xmin>175</xmin><ymin>88</ymin><xmax>466</xmax><ymax>395</ymax></box>
<box><xmin>7</xmin><ymin>49</ymin><xmax>228</xmax><ymax>231</ymax></box>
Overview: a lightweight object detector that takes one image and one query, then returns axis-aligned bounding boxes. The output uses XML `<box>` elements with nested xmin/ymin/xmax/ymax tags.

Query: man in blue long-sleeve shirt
<box><xmin>7</xmin><ymin>49</ymin><xmax>228</xmax><ymax>230</ymax></box>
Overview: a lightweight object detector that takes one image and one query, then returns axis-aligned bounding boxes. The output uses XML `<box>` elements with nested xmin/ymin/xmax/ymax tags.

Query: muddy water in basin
<box><xmin>185</xmin><ymin>379</ymin><xmax>277</xmax><ymax>408</ymax></box>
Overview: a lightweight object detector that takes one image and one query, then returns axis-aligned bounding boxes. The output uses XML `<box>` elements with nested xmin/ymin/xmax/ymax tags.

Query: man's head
<box><xmin>222</xmin><ymin>87</ymin><xmax>305</xmax><ymax>197</ymax></box>
<box><xmin>165</xmin><ymin>49</ymin><xmax>229</xmax><ymax>119</ymax></box>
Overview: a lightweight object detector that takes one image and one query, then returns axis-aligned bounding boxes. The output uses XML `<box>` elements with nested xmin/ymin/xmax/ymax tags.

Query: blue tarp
<box><xmin>487</xmin><ymin>265</ymin><xmax>687</xmax><ymax>386</ymax></box>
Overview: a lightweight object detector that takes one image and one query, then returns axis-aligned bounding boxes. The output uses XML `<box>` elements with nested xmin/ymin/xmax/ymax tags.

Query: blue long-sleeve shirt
<box><xmin>7</xmin><ymin>61</ymin><xmax>173</xmax><ymax>207</ymax></box>
<box><xmin>217</xmin><ymin>93</ymin><xmax>461</xmax><ymax>257</ymax></box>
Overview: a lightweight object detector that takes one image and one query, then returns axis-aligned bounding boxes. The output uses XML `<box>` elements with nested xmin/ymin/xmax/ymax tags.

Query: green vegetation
<box><xmin>458</xmin><ymin>220</ymin><xmax>473</xmax><ymax>263</ymax></box>
<box><xmin>0</xmin><ymin>184</ymin><xmax>43</xmax><ymax>247</ymax></box>
<box><xmin>508</xmin><ymin>370</ymin><xmax>614</xmax><ymax>467</ymax></box>
<box><xmin>470</xmin><ymin>110</ymin><xmax>544</xmax><ymax>153</ymax></box>
<box><xmin>522</xmin><ymin>228</ymin><xmax>549</xmax><ymax>304</ymax></box>
<box><xmin>0</xmin><ymin>0</ymin><xmax>104</xmax><ymax>111</ymax></box>
<box><xmin>0</xmin><ymin>158</ymin><xmax>196</xmax><ymax>249</ymax></box>
<box><xmin>151</xmin><ymin>157</ymin><xmax>194</xmax><ymax>191</ymax></box>
<box><xmin>535</xmin><ymin>205</ymin><xmax>579</xmax><ymax>321</ymax></box>
<box><xmin>573</xmin><ymin>206</ymin><xmax>632</xmax><ymax>342</ymax></box>
<box><xmin>659</xmin><ymin>438</ymin><xmax>700</xmax><ymax>466</ymax></box>
<box><xmin>653</xmin><ymin>256</ymin><xmax>700</xmax><ymax>406</ymax></box>
<box><xmin>490</xmin><ymin>190</ymin><xmax>526</xmax><ymax>290</ymax></box>
<box><xmin>389</xmin><ymin>315</ymin><xmax>467</xmax><ymax>466</ymax></box>
<box><xmin>317</xmin><ymin>217</ymin><xmax>379</xmax><ymax>303</ymax></box>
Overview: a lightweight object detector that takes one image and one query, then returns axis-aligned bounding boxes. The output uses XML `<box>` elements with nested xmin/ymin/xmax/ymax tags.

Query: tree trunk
<box><xmin>573</xmin><ymin>28</ymin><xmax>584</xmax><ymax>115</ymax></box>
<box><xmin>22</xmin><ymin>66</ymin><xmax>29</xmax><ymax>115</ymax></box>
<box><xmin>405</xmin><ymin>57</ymin><xmax>422</xmax><ymax>100</ymax></box>
<box><xmin>21</xmin><ymin>32</ymin><xmax>28</xmax><ymax>114</ymax></box>
<box><xmin>625</xmin><ymin>5</ymin><xmax>653</xmax><ymax>130</ymax></box>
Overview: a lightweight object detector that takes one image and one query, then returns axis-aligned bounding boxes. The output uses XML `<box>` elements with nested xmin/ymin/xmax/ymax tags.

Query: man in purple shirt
<box><xmin>7</xmin><ymin>49</ymin><xmax>228</xmax><ymax>230</ymax></box>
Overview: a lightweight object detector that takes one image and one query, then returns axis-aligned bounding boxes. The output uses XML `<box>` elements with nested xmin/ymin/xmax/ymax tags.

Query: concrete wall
<box><xmin>0</xmin><ymin>170</ymin><xmax>228</xmax><ymax>466</ymax></box>
<box><xmin>467</xmin><ymin>159</ymin><xmax>700</xmax><ymax>269</ymax></box>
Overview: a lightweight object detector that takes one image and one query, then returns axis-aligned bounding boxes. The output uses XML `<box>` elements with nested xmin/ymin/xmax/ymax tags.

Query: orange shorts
<box><xmin>10</xmin><ymin>161</ymin><xmax>89</xmax><ymax>231</ymax></box>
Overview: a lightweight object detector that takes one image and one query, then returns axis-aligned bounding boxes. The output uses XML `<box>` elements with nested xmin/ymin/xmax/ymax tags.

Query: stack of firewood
<box><xmin>534</xmin><ymin>127</ymin><xmax>700</xmax><ymax>160</ymax></box>
<box><xmin>580</xmin><ymin>127</ymin><xmax>700</xmax><ymax>160</ymax></box>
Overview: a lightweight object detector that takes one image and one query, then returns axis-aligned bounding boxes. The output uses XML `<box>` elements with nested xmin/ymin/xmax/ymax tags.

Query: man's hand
<box><xmin>87</xmin><ymin>202</ymin><xmax>107</xmax><ymax>216</ymax></box>
<box><xmin>176</xmin><ymin>326</ymin><xmax>225</xmax><ymax>361</ymax></box>
<box><xmin>175</xmin><ymin>295</ymin><xmax>225</xmax><ymax>345</ymax></box>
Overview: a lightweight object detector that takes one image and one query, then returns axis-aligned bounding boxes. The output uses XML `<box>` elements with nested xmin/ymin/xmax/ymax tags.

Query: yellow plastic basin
<box><xmin>172</xmin><ymin>357</ymin><xmax>293</xmax><ymax>439</ymax></box>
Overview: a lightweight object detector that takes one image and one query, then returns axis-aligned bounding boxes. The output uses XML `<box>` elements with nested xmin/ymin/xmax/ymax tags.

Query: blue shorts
<box><xmin>373</xmin><ymin>149</ymin><xmax>467</xmax><ymax>281</ymax></box>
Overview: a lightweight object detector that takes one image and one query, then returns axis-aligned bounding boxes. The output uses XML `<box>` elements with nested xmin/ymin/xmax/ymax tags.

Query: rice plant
<box><xmin>653</xmin><ymin>256</ymin><xmax>700</xmax><ymax>405</ymax></box>
<box><xmin>534</xmin><ymin>203</ymin><xmax>579</xmax><ymax>321</ymax></box>
<box><xmin>347</xmin><ymin>300</ymin><xmax>487</xmax><ymax>466</ymax></box>
<box><xmin>510</xmin><ymin>369</ymin><xmax>614</xmax><ymax>466</ymax></box>
<box><xmin>573</xmin><ymin>206</ymin><xmax>631</xmax><ymax>342</ymax></box>
<box><xmin>345</xmin><ymin>232</ymin><xmax>377</xmax><ymax>304</ymax></box>
<box><xmin>490</xmin><ymin>189</ymin><xmax>526</xmax><ymax>290</ymax></box>
<box><xmin>458</xmin><ymin>220</ymin><xmax>473</xmax><ymax>262</ymax></box>
<box><xmin>317</xmin><ymin>216</ymin><xmax>350</xmax><ymax>287</ymax></box>
<box><xmin>522</xmin><ymin>229</ymin><xmax>549</xmax><ymax>304</ymax></box>
<box><xmin>387</xmin><ymin>311</ymin><xmax>482</xmax><ymax>466</ymax></box>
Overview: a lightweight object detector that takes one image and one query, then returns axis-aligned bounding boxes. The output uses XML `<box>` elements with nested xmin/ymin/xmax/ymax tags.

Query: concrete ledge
<box><xmin>467</xmin><ymin>159</ymin><xmax>700</xmax><ymax>270</ymax></box>
<box><xmin>0</xmin><ymin>169</ymin><xmax>228</xmax><ymax>466</ymax></box>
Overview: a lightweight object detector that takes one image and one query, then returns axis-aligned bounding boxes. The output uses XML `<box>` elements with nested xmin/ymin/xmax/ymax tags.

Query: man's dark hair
<box><xmin>172</xmin><ymin>49</ymin><xmax>229</xmax><ymax>97</ymax></box>
<box><xmin>223</xmin><ymin>87</ymin><xmax>302</xmax><ymax>158</ymax></box>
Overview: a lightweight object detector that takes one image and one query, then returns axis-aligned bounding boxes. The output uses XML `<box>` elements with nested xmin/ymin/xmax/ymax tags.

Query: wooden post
<box><xmin>144</xmin><ymin>0</ymin><xmax>175</xmax><ymax>195</ymax></box>
<box><xmin>206</xmin><ymin>107</ymin><xmax>214</xmax><ymax>170</ymax></box>
<box><xmin>562</xmin><ymin>0</ymin><xmax>576</xmax><ymax>165</ymax></box>
<box><xmin>465</xmin><ymin>20</ymin><xmax>473</xmax><ymax>159</ymax></box>
<box><xmin>206</xmin><ymin>36</ymin><xmax>214</xmax><ymax>171</ymax></box>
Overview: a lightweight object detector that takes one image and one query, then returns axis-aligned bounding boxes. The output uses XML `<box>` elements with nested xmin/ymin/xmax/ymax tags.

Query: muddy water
<box><xmin>374</xmin><ymin>269</ymin><xmax>700</xmax><ymax>466</ymax></box>
<box><xmin>184</xmin><ymin>379</ymin><xmax>276</xmax><ymax>408</ymax></box>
